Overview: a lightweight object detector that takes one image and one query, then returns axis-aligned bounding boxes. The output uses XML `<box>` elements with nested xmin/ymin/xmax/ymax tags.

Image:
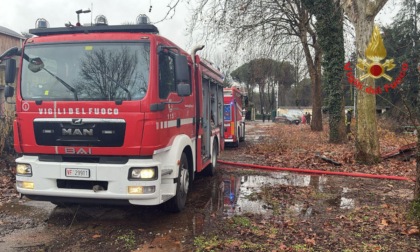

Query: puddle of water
<box><xmin>385</xmin><ymin>189</ymin><xmax>414</xmax><ymax>200</ymax></box>
<box><xmin>340</xmin><ymin>188</ymin><xmax>355</xmax><ymax>209</ymax></box>
<box><xmin>0</xmin><ymin>200</ymin><xmax>57</xmax><ymax>251</ymax></box>
<box><xmin>217</xmin><ymin>172</ymin><xmax>358</xmax><ymax>219</ymax></box>
<box><xmin>246</xmin><ymin>125</ymin><xmax>273</xmax><ymax>140</ymax></box>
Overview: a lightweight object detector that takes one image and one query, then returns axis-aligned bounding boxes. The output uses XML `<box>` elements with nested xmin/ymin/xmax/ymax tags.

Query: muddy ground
<box><xmin>0</xmin><ymin>121</ymin><xmax>419</xmax><ymax>251</ymax></box>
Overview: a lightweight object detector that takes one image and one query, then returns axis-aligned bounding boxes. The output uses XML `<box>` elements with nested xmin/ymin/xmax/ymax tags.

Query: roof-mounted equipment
<box><xmin>95</xmin><ymin>15</ymin><xmax>108</xmax><ymax>26</ymax></box>
<box><xmin>76</xmin><ymin>9</ymin><xmax>91</xmax><ymax>26</ymax></box>
<box><xmin>35</xmin><ymin>18</ymin><xmax>49</xmax><ymax>29</ymax></box>
<box><xmin>29</xmin><ymin>13</ymin><xmax>159</xmax><ymax>36</ymax></box>
<box><xmin>136</xmin><ymin>14</ymin><xmax>150</xmax><ymax>24</ymax></box>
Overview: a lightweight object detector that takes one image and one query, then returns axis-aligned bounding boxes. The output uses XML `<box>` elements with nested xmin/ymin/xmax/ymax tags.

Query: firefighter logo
<box><xmin>356</xmin><ymin>25</ymin><xmax>395</xmax><ymax>81</ymax></box>
<box><xmin>344</xmin><ymin>25</ymin><xmax>408</xmax><ymax>95</ymax></box>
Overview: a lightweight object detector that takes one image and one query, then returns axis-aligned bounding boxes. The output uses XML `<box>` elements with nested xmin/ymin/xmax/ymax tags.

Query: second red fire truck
<box><xmin>1</xmin><ymin>13</ymin><xmax>224</xmax><ymax>212</ymax></box>
<box><xmin>223</xmin><ymin>87</ymin><xmax>245</xmax><ymax>147</ymax></box>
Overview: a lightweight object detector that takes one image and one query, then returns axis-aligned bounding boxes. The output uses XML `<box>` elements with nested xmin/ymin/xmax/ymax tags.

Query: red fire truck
<box><xmin>1</xmin><ymin>14</ymin><xmax>224</xmax><ymax>212</ymax></box>
<box><xmin>223</xmin><ymin>87</ymin><xmax>245</xmax><ymax>147</ymax></box>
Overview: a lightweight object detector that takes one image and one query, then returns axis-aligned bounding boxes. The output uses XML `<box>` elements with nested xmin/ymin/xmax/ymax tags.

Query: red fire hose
<box><xmin>218</xmin><ymin>160</ymin><xmax>414</xmax><ymax>182</ymax></box>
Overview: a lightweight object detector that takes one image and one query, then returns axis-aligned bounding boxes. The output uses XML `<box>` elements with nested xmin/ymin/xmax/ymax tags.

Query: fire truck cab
<box><xmin>1</xmin><ymin>14</ymin><xmax>224</xmax><ymax>212</ymax></box>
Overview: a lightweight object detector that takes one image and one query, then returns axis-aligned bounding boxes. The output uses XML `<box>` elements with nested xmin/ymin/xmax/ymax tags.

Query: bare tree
<box><xmin>182</xmin><ymin>0</ymin><xmax>324</xmax><ymax>131</ymax></box>
<box><xmin>289</xmin><ymin>45</ymin><xmax>310</xmax><ymax>107</ymax></box>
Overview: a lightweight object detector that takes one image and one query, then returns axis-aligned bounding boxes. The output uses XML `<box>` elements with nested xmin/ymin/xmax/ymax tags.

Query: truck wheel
<box><xmin>239</xmin><ymin>123</ymin><xmax>245</xmax><ymax>142</ymax></box>
<box><xmin>205</xmin><ymin>140</ymin><xmax>218</xmax><ymax>176</ymax></box>
<box><xmin>164</xmin><ymin>152</ymin><xmax>189</xmax><ymax>212</ymax></box>
<box><xmin>233</xmin><ymin>137</ymin><xmax>239</xmax><ymax>147</ymax></box>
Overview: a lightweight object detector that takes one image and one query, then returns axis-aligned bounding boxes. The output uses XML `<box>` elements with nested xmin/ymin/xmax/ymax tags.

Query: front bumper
<box><xmin>15</xmin><ymin>155</ymin><xmax>177</xmax><ymax>206</ymax></box>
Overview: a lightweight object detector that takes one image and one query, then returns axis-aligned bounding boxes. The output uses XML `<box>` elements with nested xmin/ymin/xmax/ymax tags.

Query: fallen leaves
<box><xmin>0</xmin><ymin>157</ymin><xmax>18</xmax><ymax>202</ymax></box>
<box><xmin>378</xmin><ymin>219</ymin><xmax>389</xmax><ymax>229</ymax></box>
<box><xmin>92</xmin><ymin>234</ymin><xmax>102</xmax><ymax>239</ymax></box>
<box><xmin>401</xmin><ymin>226</ymin><xmax>420</xmax><ymax>235</ymax></box>
<box><xmin>244</xmin><ymin>123</ymin><xmax>417</xmax><ymax>180</ymax></box>
<box><xmin>206</xmin><ymin>122</ymin><xmax>420</xmax><ymax>252</ymax></box>
<box><xmin>304</xmin><ymin>237</ymin><xmax>316</xmax><ymax>246</ymax></box>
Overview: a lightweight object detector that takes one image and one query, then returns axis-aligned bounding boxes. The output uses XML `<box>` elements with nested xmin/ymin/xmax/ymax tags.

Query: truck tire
<box><xmin>233</xmin><ymin>137</ymin><xmax>239</xmax><ymax>147</ymax></box>
<box><xmin>239</xmin><ymin>123</ymin><xmax>245</xmax><ymax>142</ymax></box>
<box><xmin>205</xmin><ymin>140</ymin><xmax>218</xmax><ymax>176</ymax></box>
<box><xmin>164</xmin><ymin>152</ymin><xmax>189</xmax><ymax>212</ymax></box>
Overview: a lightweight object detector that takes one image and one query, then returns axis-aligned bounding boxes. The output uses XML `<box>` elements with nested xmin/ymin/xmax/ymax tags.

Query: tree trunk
<box><xmin>328</xmin><ymin>87</ymin><xmax>346</xmax><ymax>143</ymax></box>
<box><xmin>416</xmin><ymin>55</ymin><xmax>420</xmax><ymax>201</ymax></box>
<box><xmin>311</xmin><ymin>56</ymin><xmax>323</xmax><ymax>131</ymax></box>
<box><xmin>416</xmin><ymin>136</ymin><xmax>420</xmax><ymax>200</ymax></box>
<box><xmin>341</xmin><ymin>0</ymin><xmax>388</xmax><ymax>164</ymax></box>
<box><xmin>279</xmin><ymin>84</ymin><xmax>287</xmax><ymax>106</ymax></box>
<box><xmin>327</xmin><ymin>1</ymin><xmax>346</xmax><ymax>143</ymax></box>
<box><xmin>354</xmin><ymin>20</ymin><xmax>381</xmax><ymax>164</ymax></box>
<box><xmin>301</xmin><ymin>26</ymin><xmax>323</xmax><ymax>131</ymax></box>
<box><xmin>303</xmin><ymin>0</ymin><xmax>346</xmax><ymax>142</ymax></box>
<box><xmin>259</xmin><ymin>85</ymin><xmax>265</xmax><ymax>115</ymax></box>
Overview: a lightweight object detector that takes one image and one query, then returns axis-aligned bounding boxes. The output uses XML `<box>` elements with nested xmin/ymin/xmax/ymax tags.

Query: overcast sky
<box><xmin>0</xmin><ymin>0</ymin><xmax>191</xmax><ymax>47</ymax></box>
<box><xmin>0</xmin><ymin>0</ymin><xmax>400</xmax><ymax>68</ymax></box>
<box><xmin>1</xmin><ymin>1</ymin><xmax>399</xmax><ymax>41</ymax></box>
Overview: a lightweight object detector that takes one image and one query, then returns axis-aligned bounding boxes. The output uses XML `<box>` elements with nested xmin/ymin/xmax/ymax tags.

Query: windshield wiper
<box><xmin>42</xmin><ymin>68</ymin><xmax>79</xmax><ymax>101</ymax></box>
<box><xmin>27</xmin><ymin>57</ymin><xmax>78</xmax><ymax>101</ymax></box>
<box><xmin>105</xmin><ymin>75</ymin><xmax>132</xmax><ymax>101</ymax></box>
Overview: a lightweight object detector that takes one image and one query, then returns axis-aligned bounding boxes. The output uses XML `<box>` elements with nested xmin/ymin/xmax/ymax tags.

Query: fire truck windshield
<box><xmin>21</xmin><ymin>42</ymin><xmax>150</xmax><ymax>101</ymax></box>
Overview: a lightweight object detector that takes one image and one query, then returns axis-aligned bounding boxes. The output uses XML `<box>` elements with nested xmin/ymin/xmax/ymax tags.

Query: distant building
<box><xmin>0</xmin><ymin>26</ymin><xmax>24</xmax><ymax>116</ymax></box>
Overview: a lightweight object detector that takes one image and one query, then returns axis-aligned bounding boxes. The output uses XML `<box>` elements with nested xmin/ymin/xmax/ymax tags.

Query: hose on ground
<box><xmin>218</xmin><ymin>160</ymin><xmax>413</xmax><ymax>182</ymax></box>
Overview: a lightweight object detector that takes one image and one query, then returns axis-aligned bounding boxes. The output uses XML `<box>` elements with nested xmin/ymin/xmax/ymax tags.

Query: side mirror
<box><xmin>177</xmin><ymin>83</ymin><xmax>191</xmax><ymax>97</ymax></box>
<box><xmin>0</xmin><ymin>47</ymin><xmax>19</xmax><ymax>61</ymax></box>
<box><xmin>174</xmin><ymin>54</ymin><xmax>191</xmax><ymax>97</ymax></box>
<box><xmin>174</xmin><ymin>54</ymin><xmax>190</xmax><ymax>84</ymax></box>
<box><xmin>4</xmin><ymin>85</ymin><xmax>15</xmax><ymax>98</ymax></box>
<box><xmin>5</xmin><ymin>58</ymin><xmax>16</xmax><ymax>84</ymax></box>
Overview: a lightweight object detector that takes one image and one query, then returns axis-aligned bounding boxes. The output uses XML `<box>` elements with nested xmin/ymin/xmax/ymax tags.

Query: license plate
<box><xmin>65</xmin><ymin>168</ymin><xmax>90</xmax><ymax>178</ymax></box>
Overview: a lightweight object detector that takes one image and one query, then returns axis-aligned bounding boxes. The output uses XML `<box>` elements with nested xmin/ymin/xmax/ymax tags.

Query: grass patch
<box><xmin>115</xmin><ymin>230</ymin><xmax>136</xmax><ymax>250</ymax></box>
<box><xmin>194</xmin><ymin>235</ymin><xmax>221</xmax><ymax>251</ymax></box>
<box><xmin>409</xmin><ymin>199</ymin><xmax>420</xmax><ymax>221</ymax></box>
<box><xmin>231</xmin><ymin>216</ymin><xmax>252</xmax><ymax>227</ymax></box>
<box><xmin>291</xmin><ymin>243</ymin><xmax>314</xmax><ymax>251</ymax></box>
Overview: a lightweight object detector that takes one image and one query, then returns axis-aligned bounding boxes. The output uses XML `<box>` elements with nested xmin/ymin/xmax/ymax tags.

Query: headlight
<box><xmin>128</xmin><ymin>167</ymin><xmax>157</xmax><ymax>180</ymax></box>
<box><xmin>16</xmin><ymin>163</ymin><xmax>33</xmax><ymax>177</ymax></box>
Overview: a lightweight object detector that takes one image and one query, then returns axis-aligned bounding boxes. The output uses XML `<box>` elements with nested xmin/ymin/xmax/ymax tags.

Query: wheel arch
<box><xmin>183</xmin><ymin>144</ymin><xmax>194</xmax><ymax>178</ymax></box>
<box><xmin>155</xmin><ymin>134</ymin><xmax>195</xmax><ymax>178</ymax></box>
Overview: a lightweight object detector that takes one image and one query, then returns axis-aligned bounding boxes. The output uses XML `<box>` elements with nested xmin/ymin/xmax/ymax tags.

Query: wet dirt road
<box><xmin>0</xmin><ymin>121</ymin><xmax>265</xmax><ymax>251</ymax></box>
<box><xmin>1</xmin><ymin>173</ymin><xmax>221</xmax><ymax>251</ymax></box>
<box><xmin>2</xmin><ymin>161</ymin><xmax>413</xmax><ymax>251</ymax></box>
<box><xmin>0</xmin><ymin>121</ymin><xmax>415</xmax><ymax>251</ymax></box>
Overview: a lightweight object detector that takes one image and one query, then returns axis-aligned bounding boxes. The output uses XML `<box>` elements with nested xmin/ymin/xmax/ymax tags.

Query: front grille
<box><xmin>33</xmin><ymin>118</ymin><xmax>126</xmax><ymax>147</ymax></box>
<box><xmin>38</xmin><ymin>155</ymin><xmax>131</xmax><ymax>164</ymax></box>
<box><xmin>57</xmin><ymin>179</ymin><xmax>108</xmax><ymax>190</ymax></box>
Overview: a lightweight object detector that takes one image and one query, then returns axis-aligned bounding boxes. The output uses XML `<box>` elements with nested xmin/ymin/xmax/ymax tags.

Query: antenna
<box><xmin>75</xmin><ymin>8</ymin><xmax>91</xmax><ymax>26</ymax></box>
<box><xmin>91</xmin><ymin>3</ymin><xmax>93</xmax><ymax>26</ymax></box>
